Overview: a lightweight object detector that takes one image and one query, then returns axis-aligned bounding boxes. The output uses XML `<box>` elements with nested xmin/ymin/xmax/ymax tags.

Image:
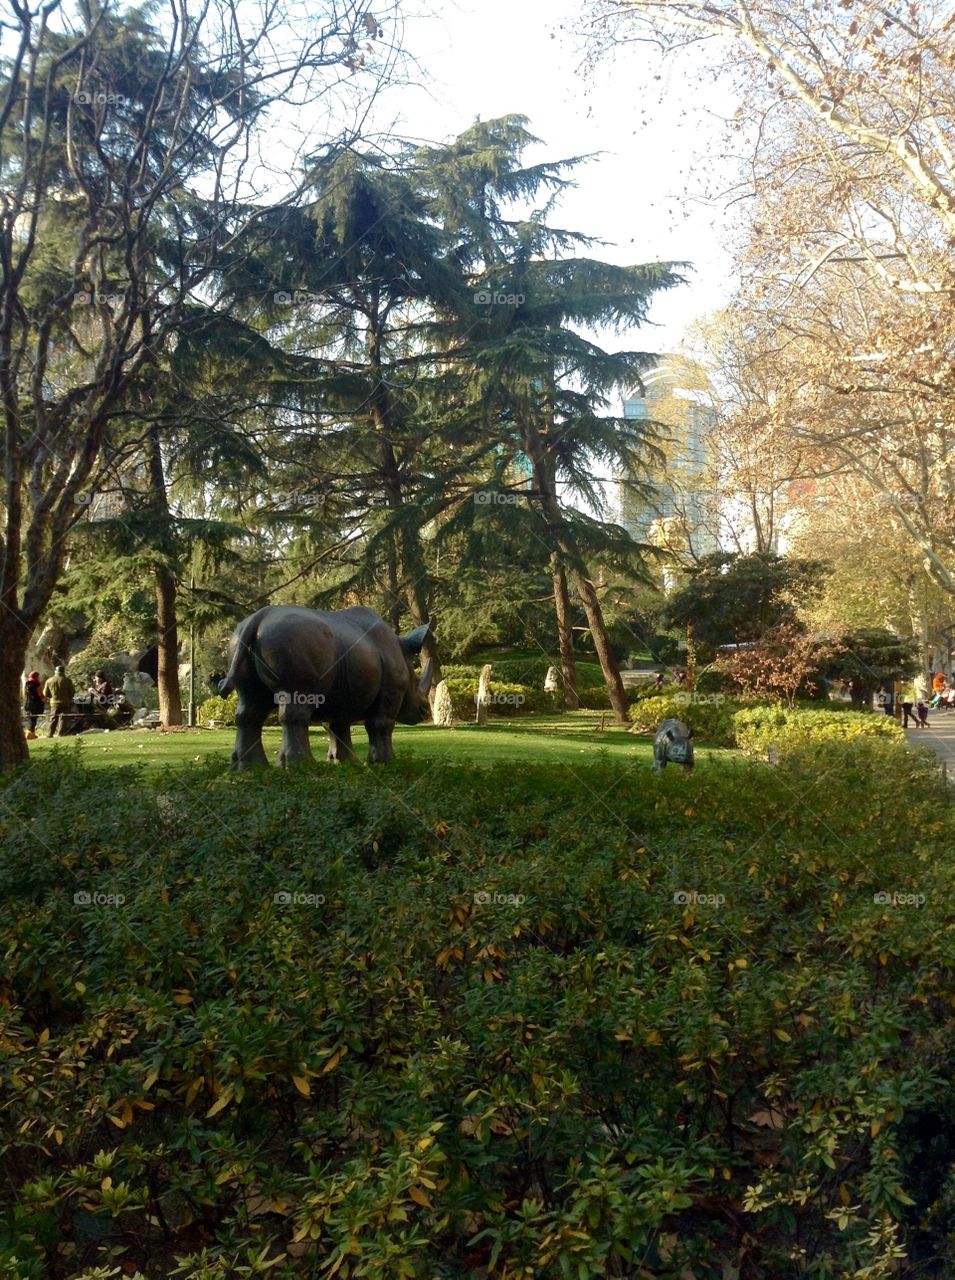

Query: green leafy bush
<box><xmin>628</xmin><ymin>693</ymin><xmax>743</xmax><ymax>746</ymax></box>
<box><xmin>480</xmin><ymin>655</ymin><xmax>605</xmax><ymax>689</ymax></box>
<box><xmin>628</xmin><ymin>696</ymin><xmax>905</xmax><ymax>756</ymax></box>
<box><xmin>198</xmin><ymin>691</ymin><xmax>238</xmax><ymax>726</ymax></box>
<box><xmin>733</xmin><ymin>703</ymin><xmax>905</xmax><ymax>756</ymax></box>
<box><xmin>438</xmin><ymin>676</ymin><xmax>554</xmax><ymax>718</ymax></box>
<box><xmin>1</xmin><ymin>743</ymin><xmax>953</xmax><ymax>1277</ymax></box>
<box><xmin>438</xmin><ymin>663</ymin><xmax>481</xmax><ymax>682</ymax></box>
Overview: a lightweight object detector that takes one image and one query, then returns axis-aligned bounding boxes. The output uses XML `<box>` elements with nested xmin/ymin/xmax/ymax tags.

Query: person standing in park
<box><xmin>900</xmin><ymin>683</ymin><xmax>917</xmax><ymax>728</ymax></box>
<box><xmin>43</xmin><ymin>664</ymin><xmax>75</xmax><ymax>738</ymax></box>
<box><xmin>916</xmin><ymin>700</ymin><xmax>930</xmax><ymax>729</ymax></box>
<box><xmin>22</xmin><ymin>671</ymin><xmax>44</xmax><ymax>739</ymax></box>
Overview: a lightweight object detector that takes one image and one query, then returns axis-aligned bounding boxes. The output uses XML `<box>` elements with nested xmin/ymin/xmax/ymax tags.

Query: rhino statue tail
<box><xmin>218</xmin><ymin>609</ymin><xmax>269</xmax><ymax>695</ymax></box>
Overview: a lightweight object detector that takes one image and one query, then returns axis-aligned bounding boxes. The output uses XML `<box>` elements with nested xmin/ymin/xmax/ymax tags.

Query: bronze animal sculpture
<box><xmin>652</xmin><ymin>718</ymin><xmax>694</xmax><ymax>771</ymax></box>
<box><xmin>219</xmin><ymin>605</ymin><xmax>433</xmax><ymax>769</ymax></box>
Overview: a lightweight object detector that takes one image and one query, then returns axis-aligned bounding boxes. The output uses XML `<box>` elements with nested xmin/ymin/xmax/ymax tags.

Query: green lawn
<box><xmin>25</xmin><ymin>711</ymin><xmax>729</xmax><ymax>772</ymax></box>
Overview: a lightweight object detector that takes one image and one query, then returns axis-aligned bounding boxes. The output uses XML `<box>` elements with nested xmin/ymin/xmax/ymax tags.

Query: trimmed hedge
<box><xmin>439</xmin><ymin>676</ymin><xmax>555</xmax><ymax>718</ymax></box>
<box><xmin>629</xmin><ymin>695</ymin><xmax>907</xmax><ymax>754</ymax></box>
<box><xmin>628</xmin><ymin>693</ymin><xmax>742</xmax><ymax>746</ymax></box>
<box><xmin>198</xmin><ymin>691</ymin><xmax>238</xmax><ymax>726</ymax></box>
<box><xmin>1</xmin><ymin>745</ymin><xmax>954</xmax><ymax>1277</ymax></box>
<box><xmin>733</xmin><ymin>703</ymin><xmax>905</xmax><ymax>755</ymax></box>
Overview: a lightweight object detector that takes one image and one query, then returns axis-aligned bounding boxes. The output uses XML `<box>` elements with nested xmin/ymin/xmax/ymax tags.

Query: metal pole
<box><xmin>189</xmin><ymin>623</ymin><xmax>196</xmax><ymax>727</ymax></box>
<box><xmin>188</xmin><ymin>571</ymin><xmax>196</xmax><ymax>727</ymax></box>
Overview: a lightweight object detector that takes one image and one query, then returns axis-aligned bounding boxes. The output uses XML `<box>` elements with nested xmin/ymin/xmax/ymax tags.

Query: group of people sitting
<box><xmin>22</xmin><ymin>666</ymin><xmax>116</xmax><ymax>738</ymax></box>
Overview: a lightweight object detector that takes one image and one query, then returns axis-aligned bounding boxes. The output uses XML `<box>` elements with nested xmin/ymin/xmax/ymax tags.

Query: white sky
<box><xmin>370</xmin><ymin>0</ymin><xmax>742</xmax><ymax>354</ymax></box>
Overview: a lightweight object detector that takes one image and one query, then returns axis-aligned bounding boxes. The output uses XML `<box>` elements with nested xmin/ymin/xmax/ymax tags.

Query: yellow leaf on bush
<box><xmin>773</xmin><ymin>1029</ymin><xmax>791</xmax><ymax>1042</ymax></box>
<box><xmin>322</xmin><ymin>1047</ymin><xmax>344</xmax><ymax>1074</ymax></box>
<box><xmin>205</xmin><ymin>1087</ymin><xmax>235</xmax><ymax>1118</ymax></box>
<box><xmin>291</xmin><ymin>1075</ymin><xmax>311</xmax><ymax>1097</ymax></box>
<box><xmin>408</xmin><ymin>1186</ymin><xmax>431</xmax><ymax>1208</ymax></box>
<box><xmin>172</xmin><ymin>992</ymin><xmax>193</xmax><ymax>1006</ymax></box>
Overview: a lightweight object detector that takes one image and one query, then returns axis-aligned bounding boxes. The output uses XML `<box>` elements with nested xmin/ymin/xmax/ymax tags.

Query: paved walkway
<box><xmin>905</xmin><ymin>711</ymin><xmax>955</xmax><ymax>774</ymax></box>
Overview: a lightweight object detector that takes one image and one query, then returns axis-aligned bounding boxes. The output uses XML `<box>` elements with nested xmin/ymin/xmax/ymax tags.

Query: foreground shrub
<box><xmin>1</xmin><ymin>744</ymin><xmax>953</xmax><ymax>1278</ymax></box>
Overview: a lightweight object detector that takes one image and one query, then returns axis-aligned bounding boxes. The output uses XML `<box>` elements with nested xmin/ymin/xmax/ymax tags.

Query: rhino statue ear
<box><xmin>399</xmin><ymin>623</ymin><xmax>431</xmax><ymax>656</ymax></box>
<box><xmin>418</xmin><ymin>658</ymin><xmax>434</xmax><ymax>695</ymax></box>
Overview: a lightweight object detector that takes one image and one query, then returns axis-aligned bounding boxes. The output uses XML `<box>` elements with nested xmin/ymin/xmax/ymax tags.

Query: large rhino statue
<box><xmin>218</xmin><ymin>605</ymin><xmax>433</xmax><ymax>769</ymax></box>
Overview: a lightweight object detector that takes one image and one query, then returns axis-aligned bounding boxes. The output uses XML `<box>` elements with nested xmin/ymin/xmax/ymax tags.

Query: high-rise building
<box><xmin>616</xmin><ymin>359</ymin><xmax>719</xmax><ymax>566</ymax></box>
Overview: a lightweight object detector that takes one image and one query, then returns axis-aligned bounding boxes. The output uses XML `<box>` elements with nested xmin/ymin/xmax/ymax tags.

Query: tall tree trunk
<box><xmin>145</xmin><ymin>427</ymin><xmax>182</xmax><ymax>726</ymax></box>
<box><xmin>155</xmin><ymin>567</ymin><xmax>183</xmax><ymax>726</ymax></box>
<box><xmin>367</xmin><ymin>298</ymin><xmax>440</xmax><ymax>696</ymax></box>
<box><xmin>525</xmin><ymin>418</ymin><xmax>628</xmax><ymax>722</ymax></box>
<box><xmin>551</xmin><ymin>555</ymin><xmax>580</xmax><ymax>709</ymax></box>
<box><xmin>385</xmin><ymin>538</ymin><xmax>401</xmax><ymax>632</ymax></box>
<box><xmin>908</xmin><ymin>579</ymin><xmax>933</xmax><ymax>701</ymax></box>
<box><xmin>0</xmin><ymin>629</ymin><xmax>29</xmax><ymax>769</ymax></box>
<box><xmin>565</xmin><ymin>558</ymin><xmax>629</xmax><ymax>722</ymax></box>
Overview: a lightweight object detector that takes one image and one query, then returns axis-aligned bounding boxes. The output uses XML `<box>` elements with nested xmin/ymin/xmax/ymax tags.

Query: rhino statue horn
<box><xmin>399</xmin><ymin>623</ymin><xmax>431</xmax><ymax>655</ymax></box>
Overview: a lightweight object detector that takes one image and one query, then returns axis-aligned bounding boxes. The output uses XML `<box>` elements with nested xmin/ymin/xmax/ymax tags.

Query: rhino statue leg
<box><xmin>230</xmin><ymin>694</ymin><xmax>270</xmax><ymax>771</ymax></box>
<box><xmin>276</xmin><ymin>700</ymin><xmax>315</xmax><ymax>769</ymax></box>
<box><xmin>326</xmin><ymin>721</ymin><xmax>357</xmax><ymax>763</ymax></box>
<box><xmin>364</xmin><ymin>714</ymin><xmax>395</xmax><ymax>765</ymax></box>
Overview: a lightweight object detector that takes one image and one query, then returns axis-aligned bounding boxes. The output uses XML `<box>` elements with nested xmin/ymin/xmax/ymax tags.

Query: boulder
<box><xmin>432</xmin><ymin>679</ymin><xmax>455</xmax><ymax>727</ymax></box>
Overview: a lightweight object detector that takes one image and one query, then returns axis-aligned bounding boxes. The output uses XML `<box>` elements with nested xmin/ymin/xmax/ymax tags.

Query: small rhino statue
<box><xmin>652</xmin><ymin>718</ymin><xmax>694</xmax><ymax>771</ymax></box>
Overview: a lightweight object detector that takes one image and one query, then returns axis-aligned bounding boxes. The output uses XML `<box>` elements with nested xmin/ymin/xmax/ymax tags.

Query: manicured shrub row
<box><xmin>629</xmin><ymin>694</ymin><xmax>906</xmax><ymax>753</ymax></box>
<box><xmin>1</xmin><ymin>743</ymin><xmax>952</xmax><ymax>1277</ymax></box>
<box><xmin>628</xmin><ymin>693</ymin><xmax>744</xmax><ymax>745</ymax></box>
<box><xmin>732</xmin><ymin>703</ymin><xmax>905</xmax><ymax>755</ymax></box>
<box><xmin>199</xmin><ymin>675</ymin><xmax>558</xmax><ymax>727</ymax></box>
<box><xmin>438</xmin><ymin>676</ymin><xmax>555</xmax><ymax>717</ymax></box>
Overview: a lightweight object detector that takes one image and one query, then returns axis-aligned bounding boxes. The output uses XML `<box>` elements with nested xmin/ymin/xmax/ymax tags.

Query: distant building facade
<box><xmin>616</xmin><ymin>360</ymin><xmax>720</xmax><ymax>572</ymax></box>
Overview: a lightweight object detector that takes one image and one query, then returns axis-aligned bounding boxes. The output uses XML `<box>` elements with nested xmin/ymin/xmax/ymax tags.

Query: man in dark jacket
<box><xmin>43</xmin><ymin>665</ymin><xmax>75</xmax><ymax>737</ymax></box>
